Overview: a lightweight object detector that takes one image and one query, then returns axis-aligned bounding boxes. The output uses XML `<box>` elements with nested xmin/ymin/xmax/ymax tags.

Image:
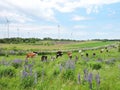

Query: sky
<box><xmin>0</xmin><ymin>0</ymin><xmax>120</xmax><ymax>40</ymax></box>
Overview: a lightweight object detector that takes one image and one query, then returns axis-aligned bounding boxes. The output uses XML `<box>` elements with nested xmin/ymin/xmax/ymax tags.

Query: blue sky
<box><xmin>0</xmin><ymin>0</ymin><xmax>120</xmax><ymax>40</ymax></box>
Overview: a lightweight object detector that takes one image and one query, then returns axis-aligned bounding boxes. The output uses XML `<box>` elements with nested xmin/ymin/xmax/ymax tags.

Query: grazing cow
<box><xmin>78</xmin><ymin>50</ymin><xmax>82</xmax><ymax>53</ymax></box>
<box><xmin>106</xmin><ymin>49</ymin><xmax>109</xmax><ymax>52</ymax></box>
<box><xmin>67</xmin><ymin>51</ymin><xmax>72</xmax><ymax>59</ymax></box>
<box><xmin>26</xmin><ymin>52</ymin><xmax>38</xmax><ymax>59</ymax></box>
<box><xmin>105</xmin><ymin>47</ymin><xmax>107</xmax><ymax>49</ymax></box>
<box><xmin>41</xmin><ymin>55</ymin><xmax>47</xmax><ymax>62</ymax></box>
<box><xmin>86</xmin><ymin>53</ymin><xmax>89</xmax><ymax>57</ymax></box>
<box><xmin>93</xmin><ymin>53</ymin><xmax>96</xmax><ymax>57</ymax></box>
<box><xmin>100</xmin><ymin>49</ymin><xmax>104</xmax><ymax>53</ymax></box>
<box><xmin>81</xmin><ymin>53</ymin><xmax>84</xmax><ymax>57</ymax></box>
<box><xmin>56</xmin><ymin>51</ymin><xmax>63</xmax><ymax>58</ymax></box>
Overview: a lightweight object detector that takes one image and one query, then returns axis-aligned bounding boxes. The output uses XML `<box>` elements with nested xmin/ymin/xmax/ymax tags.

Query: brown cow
<box><xmin>67</xmin><ymin>51</ymin><xmax>72</xmax><ymax>59</ymax></box>
<box><xmin>26</xmin><ymin>52</ymin><xmax>38</xmax><ymax>59</ymax></box>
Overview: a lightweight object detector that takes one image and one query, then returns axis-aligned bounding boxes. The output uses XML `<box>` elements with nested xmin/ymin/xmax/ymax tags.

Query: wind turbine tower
<box><xmin>58</xmin><ymin>24</ymin><xmax>60</xmax><ymax>39</ymax></box>
<box><xmin>6</xmin><ymin>18</ymin><xmax>10</xmax><ymax>38</ymax></box>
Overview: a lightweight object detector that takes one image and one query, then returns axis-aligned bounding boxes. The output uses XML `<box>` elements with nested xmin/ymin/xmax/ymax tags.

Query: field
<box><xmin>0</xmin><ymin>40</ymin><xmax>120</xmax><ymax>90</ymax></box>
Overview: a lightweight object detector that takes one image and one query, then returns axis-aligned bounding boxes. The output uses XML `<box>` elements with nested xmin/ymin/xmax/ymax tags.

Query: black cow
<box><xmin>41</xmin><ymin>55</ymin><xmax>47</xmax><ymax>62</ymax></box>
<box><xmin>56</xmin><ymin>51</ymin><xmax>63</xmax><ymax>58</ymax></box>
<box><xmin>86</xmin><ymin>53</ymin><xmax>89</xmax><ymax>57</ymax></box>
<box><xmin>93</xmin><ymin>53</ymin><xmax>96</xmax><ymax>56</ymax></box>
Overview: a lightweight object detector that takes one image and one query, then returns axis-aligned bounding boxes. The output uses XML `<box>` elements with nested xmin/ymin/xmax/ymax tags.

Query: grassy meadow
<box><xmin>0</xmin><ymin>40</ymin><xmax>120</xmax><ymax>90</ymax></box>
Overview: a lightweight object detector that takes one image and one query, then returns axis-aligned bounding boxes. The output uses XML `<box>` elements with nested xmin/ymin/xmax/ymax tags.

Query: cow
<box><xmin>67</xmin><ymin>51</ymin><xmax>72</xmax><ymax>59</ymax></box>
<box><xmin>106</xmin><ymin>49</ymin><xmax>109</xmax><ymax>52</ymax></box>
<box><xmin>41</xmin><ymin>55</ymin><xmax>47</xmax><ymax>62</ymax></box>
<box><xmin>56</xmin><ymin>51</ymin><xmax>63</xmax><ymax>58</ymax></box>
<box><xmin>80</xmin><ymin>52</ymin><xmax>84</xmax><ymax>57</ymax></box>
<box><xmin>93</xmin><ymin>53</ymin><xmax>96</xmax><ymax>57</ymax></box>
<box><xmin>100</xmin><ymin>49</ymin><xmax>104</xmax><ymax>53</ymax></box>
<box><xmin>78</xmin><ymin>50</ymin><xmax>82</xmax><ymax>53</ymax></box>
<box><xmin>86</xmin><ymin>53</ymin><xmax>89</xmax><ymax>57</ymax></box>
<box><xmin>26</xmin><ymin>52</ymin><xmax>38</xmax><ymax>59</ymax></box>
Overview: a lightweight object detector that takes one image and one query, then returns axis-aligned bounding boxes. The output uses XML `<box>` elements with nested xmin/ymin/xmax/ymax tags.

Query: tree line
<box><xmin>0</xmin><ymin>37</ymin><xmax>77</xmax><ymax>44</ymax></box>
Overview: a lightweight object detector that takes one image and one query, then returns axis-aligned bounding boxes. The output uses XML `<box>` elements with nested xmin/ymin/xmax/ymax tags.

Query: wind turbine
<box><xmin>58</xmin><ymin>24</ymin><xmax>60</xmax><ymax>39</ymax></box>
<box><xmin>6</xmin><ymin>17</ymin><xmax>10</xmax><ymax>38</ymax></box>
<box><xmin>17</xmin><ymin>28</ymin><xmax>19</xmax><ymax>37</ymax></box>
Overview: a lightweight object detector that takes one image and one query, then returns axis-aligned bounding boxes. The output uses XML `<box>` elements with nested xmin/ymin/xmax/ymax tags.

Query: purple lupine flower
<box><xmin>22</xmin><ymin>70</ymin><xmax>28</xmax><ymax>78</ymax></box>
<box><xmin>95</xmin><ymin>73</ymin><xmax>100</xmax><ymax>85</ymax></box>
<box><xmin>28</xmin><ymin>64</ymin><xmax>33</xmax><ymax>72</ymax></box>
<box><xmin>13</xmin><ymin>59</ymin><xmax>22</xmax><ymax>63</ymax></box>
<box><xmin>28</xmin><ymin>64</ymin><xmax>33</xmax><ymax>69</ymax></box>
<box><xmin>29</xmin><ymin>67</ymin><xmax>33</xmax><ymax>76</ymax></box>
<box><xmin>65</xmin><ymin>60</ymin><xmax>75</xmax><ymax>70</ymax></box>
<box><xmin>83</xmin><ymin>68</ymin><xmax>88</xmax><ymax>81</ymax></box>
<box><xmin>12</xmin><ymin>59</ymin><xmax>23</xmax><ymax>68</ymax></box>
<box><xmin>88</xmin><ymin>72</ymin><xmax>93</xmax><ymax>90</ymax></box>
<box><xmin>34</xmin><ymin>71</ymin><xmax>37</xmax><ymax>84</ymax></box>
<box><xmin>24</xmin><ymin>65</ymin><xmax>27</xmax><ymax>71</ymax></box>
<box><xmin>59</xmin><ymin>64</ymin><xmax>63</xmax><ymax>72</ymax></box>
<box><xmin>78</xmin><ymin>73</ymin><xmax>81</xmax><ymax>84</ymax></box>
<box><xmin>88</xmin><ymin>73</ymin><xmax>93</xmax><ymax>83</ymax></box>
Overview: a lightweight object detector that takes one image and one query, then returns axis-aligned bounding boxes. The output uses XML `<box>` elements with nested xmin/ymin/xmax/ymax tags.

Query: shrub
<box><xmin>0</xmin><ymin>66</ymin><xmax>16</xmax><ymax>77</ymax></box>
<box><xmin>88</xmin><ymin>62</ymin><xmax>102</xmax><ymax>70</ymax></box>
<box><xmin>62</xmin><ymin>69</ymin><xmax>75</xmax><ymax>80</ymax></box>
<box><xmin>92</xmin><ymin>63</ymin><xmax>102</xmax><ymax>70</ymax></box>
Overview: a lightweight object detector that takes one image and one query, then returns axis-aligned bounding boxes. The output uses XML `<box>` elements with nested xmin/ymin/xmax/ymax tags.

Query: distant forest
<box><xmin>0</xmin><ymin>37</ymin><xmax>119</xmax><ymax>44</ymax></box>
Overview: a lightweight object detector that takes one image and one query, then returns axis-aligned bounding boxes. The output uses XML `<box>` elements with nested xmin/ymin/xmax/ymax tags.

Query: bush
<box><xmin>62</xmin><ymin>69</ymin><xmax>75</xmax><ymax>80</ymax></box>
<box><xmin>92</xmin><ymin>63</ymin><xmax>101</xmax><ymax>70</ymax></box>
<box><xmin>89</xmin><ymin>62</ymin><xmax>102</xmax><ymax>70</ymax></box>
<box><xmin>0</xmin><ymin>66</ymin><xmax>16</xmax><ymax>77</ymax></box>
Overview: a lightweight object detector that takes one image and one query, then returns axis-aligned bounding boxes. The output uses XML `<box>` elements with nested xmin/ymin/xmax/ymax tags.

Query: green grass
<box><xmin>0</xmin><ymin>41</ymin><xmax>120</xmax><ymax>90</ymax></box>
<box><xmin>0</xmin><ymin>41</ymin><xmax>117</xmax><ymax>51</ymax></box>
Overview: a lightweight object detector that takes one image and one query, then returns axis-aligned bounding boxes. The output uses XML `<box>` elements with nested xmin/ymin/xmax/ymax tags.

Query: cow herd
<box><xmin>25</xmin><ymin>45</ymin><xmax>114</xmax><ymax>62</ymax></box>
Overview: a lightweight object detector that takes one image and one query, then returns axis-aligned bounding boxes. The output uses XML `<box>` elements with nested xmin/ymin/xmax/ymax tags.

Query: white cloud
<box><xmin>72</xmin><ymin>15</ymin><xmax>91</xmax><ymax>21</ymax></box>
<box><xmin>95</xmin><ymin>32</ymin><xmax>108</xmax><ymax>36</ymax></box>
<box><xmin>0</xmin><ymin>0</ymin><xmax>120</xmax><ymax>24</ymax></box>
<box><xmin>0</xmin><ymin>10</ymin><xmax>33</xmax><ymax>23</ymax></box>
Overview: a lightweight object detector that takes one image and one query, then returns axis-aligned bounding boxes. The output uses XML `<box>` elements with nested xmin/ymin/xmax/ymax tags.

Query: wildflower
<box><xmin>95</xmin><ymin>73</ymin><xmax>100</xmax><ymax>85</ymax></box>
<box><xmin>22</xmin><ymin>70</ymin><xmax>28</xmax><ymax>78</ymax></box>
<box><xmin>78</xmin><ymin>73</ymin><xmax>81</xmax><ymax>84</ymax></box>
<box><xmin>88</xmin><ymin>72</ymin><xmax>93</xmax><ymax>90</ymax></box>
<box><xmin>59</xmin><ymin>64</ymin><xmax>63</xmax><ymax>72</ymax></box>
<box><xmin>83</xmin><ymin>68</ymin><xmax>88</xmax><ymax>81</ymax></box>
<box><xmin>34</xmin><ymin>71</ymin><xmax>37</xmax><ymax>84</ymax></box>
